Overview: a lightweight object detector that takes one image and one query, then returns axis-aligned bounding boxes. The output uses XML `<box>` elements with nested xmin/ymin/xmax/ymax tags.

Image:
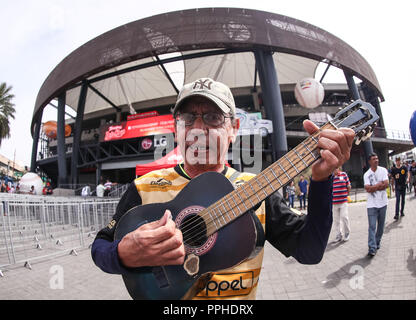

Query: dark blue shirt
<box><xmin>298</xmin><ymin>179</ymin><xmax>308</xmax><ymax>194</ymax></box>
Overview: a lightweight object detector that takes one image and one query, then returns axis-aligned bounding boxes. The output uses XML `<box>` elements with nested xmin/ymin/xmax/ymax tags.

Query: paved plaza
<box><xmin>1</xmin><ymin>194</ymin><xmax>415</xmax><ymax>300</ymax></box>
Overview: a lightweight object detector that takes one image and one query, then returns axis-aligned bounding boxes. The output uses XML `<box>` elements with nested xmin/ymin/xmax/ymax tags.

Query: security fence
<box><xmin>0</xmin><ymin>194</ymin><xmax>119</xmax><ymax>273</ymax></box>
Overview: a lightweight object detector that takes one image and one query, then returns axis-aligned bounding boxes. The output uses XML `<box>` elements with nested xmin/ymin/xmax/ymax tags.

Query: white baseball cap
<box><xmin>172</xmin><ymin>78</ymin><xmax>236</xmax><ymax>116</ymax></box>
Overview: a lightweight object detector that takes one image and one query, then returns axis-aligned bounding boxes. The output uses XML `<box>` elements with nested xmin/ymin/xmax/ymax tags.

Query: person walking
<box><xmin>286</xmin><ymin>181</ymin><xmax>296</xmax><ymax>208</ymax></box>
<box><xmin>332</xmin><ymin>167</ymin><xmax>351</xmax><ymax>242</ymax></box>
<box><xmin>410</xmin><ymin>160</ymin><xmax>416</xmax><ymax>196</ymax></box>
<box><xmin>297</xmin><ymin>175</ymin><xmax>308</xmax><ymax>210</ymax></box>
<box><xmin>390</xmin><ymin>157</ymin><xmax>410</xmax><ymax>219</ymax></box>
<box><xmin>364</xmin><ymin>153</ymin><xmax>389</xmax><ymax>257</ymax></box>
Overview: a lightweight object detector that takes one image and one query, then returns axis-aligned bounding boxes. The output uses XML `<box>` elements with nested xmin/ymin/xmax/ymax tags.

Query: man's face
<box><xmin>174</xmin><ymin>97</ymin><xmax>238</xmax><ymax>168</ymax></box>
<box><xmin>395</xmin><ymin>159</ymin><xmax>401</xmax><ymax>167</ymax></box>
<box><xmin>369</xmin><ymin>155</ymin><xmax>379</xmax><ymax>167</ymax></box>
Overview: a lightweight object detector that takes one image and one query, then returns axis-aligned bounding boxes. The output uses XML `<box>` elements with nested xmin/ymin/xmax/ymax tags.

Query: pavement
<box><xmin>1</xmin><ymin>192</ymin><xmax>415</xmax><ymax>300</ymax></box>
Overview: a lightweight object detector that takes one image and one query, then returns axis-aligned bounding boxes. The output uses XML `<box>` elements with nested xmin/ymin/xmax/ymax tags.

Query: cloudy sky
<box><xmin>1</xmin><ymin>0</ymin><xmax>415</xmax><ymax>167</ymax></box>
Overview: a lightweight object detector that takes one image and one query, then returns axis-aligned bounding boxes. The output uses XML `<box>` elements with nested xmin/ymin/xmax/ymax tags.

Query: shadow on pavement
<box><xmin>384</xmin><ymin>218</ymin><xmax>403</xmax><ymax>234</ymax></box>
<box><xmin>407</xmin><ymin>249</ymin><xmax>416</xmax><ymax>278</ymax></box>
<box><xmin>325</xmin><ymin>240</ymin><xmax>346</xmax><ymax>253</ymax></box>
<box><xmin>323</xmin><ymin>255</ymin><xmax>373</xmax><ymax>289</ymax></box>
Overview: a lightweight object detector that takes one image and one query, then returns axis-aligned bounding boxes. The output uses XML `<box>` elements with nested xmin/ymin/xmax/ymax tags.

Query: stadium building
<box><xmin>30</xmin><ymin>8</ymin><xmax>414</xmax><ymax>191</ymax></box>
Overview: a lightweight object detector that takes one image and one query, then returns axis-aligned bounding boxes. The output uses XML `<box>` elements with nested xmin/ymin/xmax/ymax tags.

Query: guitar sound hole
<box><xmin>180</xmin><ymin>214</ymin><xmax>207</xmax><ymax>248</ymax></box>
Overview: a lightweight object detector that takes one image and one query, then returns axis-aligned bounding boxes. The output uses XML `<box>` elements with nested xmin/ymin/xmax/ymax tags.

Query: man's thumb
<box><xmin>157</xmin><ymin>210</ymin><xmax>172</xmax><ymax>227</ymax></box>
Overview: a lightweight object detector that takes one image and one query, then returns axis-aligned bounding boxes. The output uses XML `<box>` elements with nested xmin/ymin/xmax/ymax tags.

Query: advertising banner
<box><xmin>100</xmin><ymin>114</ymin><xmax>175</xmax><ymax>142</ymax></box>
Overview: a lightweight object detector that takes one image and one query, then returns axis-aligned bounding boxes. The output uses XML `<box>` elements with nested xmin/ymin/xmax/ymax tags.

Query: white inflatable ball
<box><xmin>294</xmin><ymin>78</ymin><xmax>325</xmax><ymax>109</ymax></box>
<box><xmin>19</xmin><ymin>172</ymin><xmax>44</xmax><ymax>195</ymax></box>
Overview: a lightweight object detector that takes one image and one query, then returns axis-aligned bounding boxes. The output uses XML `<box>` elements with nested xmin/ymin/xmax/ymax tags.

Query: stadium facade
<box><xmin>30</xmin><ymin>8</ymin><xmax>414</xmax><ymax>190</ymax></box>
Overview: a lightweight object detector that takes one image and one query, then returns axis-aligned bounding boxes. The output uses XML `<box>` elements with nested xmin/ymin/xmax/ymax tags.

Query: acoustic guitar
<box><xmin>114</xmin><ymin>99</ymin><xmax>379</xmax><ymax>299</ymax></box>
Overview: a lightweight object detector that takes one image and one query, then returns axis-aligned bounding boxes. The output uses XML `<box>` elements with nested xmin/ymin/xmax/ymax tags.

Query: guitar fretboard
<box><xmin>199</xmin><ymin>122</ymin><xmax>336</xmax><ymax>237</ymax></box>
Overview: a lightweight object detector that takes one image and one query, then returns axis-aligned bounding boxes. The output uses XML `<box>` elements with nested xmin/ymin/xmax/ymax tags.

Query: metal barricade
<box><xmin>0</xmin><ymin>194</ymin><xmax>119</xmax><ymax>271</ymax></box>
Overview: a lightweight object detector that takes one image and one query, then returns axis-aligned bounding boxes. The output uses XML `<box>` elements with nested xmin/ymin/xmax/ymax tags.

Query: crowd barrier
<box><xmin>0</xmin><ymin>193</ymin><xmax>119</xmax><ymax>274</ymax></box>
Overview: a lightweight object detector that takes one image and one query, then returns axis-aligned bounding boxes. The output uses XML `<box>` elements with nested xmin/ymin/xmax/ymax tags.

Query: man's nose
<box><xmin>191</xmin><ymin>115</ymin><xmax>207</xmax><ymax>130</ymax></box>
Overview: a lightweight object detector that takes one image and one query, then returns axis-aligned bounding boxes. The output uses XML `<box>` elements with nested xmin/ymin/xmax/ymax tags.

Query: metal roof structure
<box><xmin>31</xmin><ymin>7</ymin><xmax>383</xmax><ymax>134</ymax></box>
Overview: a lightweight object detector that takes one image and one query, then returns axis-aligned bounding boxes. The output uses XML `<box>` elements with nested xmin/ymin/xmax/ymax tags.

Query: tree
<box><xmin>0</xmin><ymin>82</ymin><xmax>16</xmax><ymax>146</ymax></box>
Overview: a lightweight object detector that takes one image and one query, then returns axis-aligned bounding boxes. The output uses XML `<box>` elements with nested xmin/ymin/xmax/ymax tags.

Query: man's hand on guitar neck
<box><xmin>118</xmin><ymin>210</ymin><xmax>186</xmax><ymax>268</ymax></box>
<box><xmin>303</xmin><ymin>120</ymin><xmax>355</xmax><ymax>182</ymax></box>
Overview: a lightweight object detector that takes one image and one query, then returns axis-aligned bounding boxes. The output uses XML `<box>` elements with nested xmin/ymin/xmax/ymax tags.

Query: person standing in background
<box><xmin>332</xmin><ymin>167</ymin><xmax>351</xmax><ymax>242</ymax></box>
<box><xmin>96</xmin><ymin>182</ymin><xmax>105</xmax><ymax>198</ymax></box>
<box><xmin>104</xmin><ymin>179</ymin><xmax>113</xmax><ymax>197</ymax></box>
<box><xmin>410</xmin><ymin>160</ymin><xmax>416</xmax><ymax>197</ymax></box>
<box><xmin>390</xmin><ymin>157</ymin><xmax>410</xmax><ymax>220</ymax></box>
<box><xmin>286</xmin><ymin>181</ymin><xmax>296</xmax><ymax>208</ymax></box>
<box><xmin>29</xmin><ymin>186</ymin><xmax>36</xmax><ymax>195</ymax></box>
<box><xmin>364</xmin><ymin>153</ymin><xmax>389</xmax><ymax>257</ymax></box>
<box><xmin>297</xmin><ymin>175</ymin><xmax>308</xmax><ymax>210</ymax></box>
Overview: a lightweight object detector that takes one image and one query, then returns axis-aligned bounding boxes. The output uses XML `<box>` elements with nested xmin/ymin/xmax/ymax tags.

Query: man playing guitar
<box><xmin>91</xmin><ymin>78</ymin><xmax>355</xmax><ymax>299</ymax></box>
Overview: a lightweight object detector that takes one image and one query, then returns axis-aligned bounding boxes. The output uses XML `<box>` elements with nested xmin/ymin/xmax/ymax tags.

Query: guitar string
<box><xmin>179</xmin><ymin>120</ymin><xmax>340</xmax><ymax>243</ymax></box>
<box><xmin>179</xmin><ymin>128</ymin><xmax>326</xmax><ymax>245</ymax></box>
<box><xmin>181</xmin><ymin>146</ymin><xmax>319</xmax><ymax>245</ymax></box>
<box><xmin>178</xmin><ymin>127</ymin><xmax>325</xmax><ymax>243</ymax></box>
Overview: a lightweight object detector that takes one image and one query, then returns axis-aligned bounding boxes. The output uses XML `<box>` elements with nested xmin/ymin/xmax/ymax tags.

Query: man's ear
<box><xmin>229</xmin><ymin>118</ymin><xmax>240</xmax><ymax>143</ymax></box>
<box><xmin>233</xmin><ymin>118</ymin><xmax>240</xmax><ymax>131</ymax></box>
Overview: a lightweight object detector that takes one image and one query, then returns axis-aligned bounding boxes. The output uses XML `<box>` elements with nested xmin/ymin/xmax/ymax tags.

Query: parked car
<box><xmin>235</xmin><ymin>108</ymin><xmax>273</xmax><ymax>137</ymax></box>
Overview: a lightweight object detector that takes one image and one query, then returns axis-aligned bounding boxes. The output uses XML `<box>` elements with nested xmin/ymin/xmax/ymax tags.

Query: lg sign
<box><xmin>154</xmin><ymin>136</ymin><xmax>168</xmax><ymax>147</ymax></box>
<box><xmin>141</xmin><ymin>138</ymin><xmax>153</xmax><ymax>150</ymax></box>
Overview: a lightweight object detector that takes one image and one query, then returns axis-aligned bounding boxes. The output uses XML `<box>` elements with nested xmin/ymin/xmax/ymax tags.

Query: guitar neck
<box><xmin>203</xmin><ymin>121</ymin><xmax>336</xmax><ymax>236</ymax></box>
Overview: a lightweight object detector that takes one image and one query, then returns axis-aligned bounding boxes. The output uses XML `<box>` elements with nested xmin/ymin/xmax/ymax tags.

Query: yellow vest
<box><xmin>134</xmin><ymin>167</ymin><xmax>265</xmax><ymax>300</ymax></box>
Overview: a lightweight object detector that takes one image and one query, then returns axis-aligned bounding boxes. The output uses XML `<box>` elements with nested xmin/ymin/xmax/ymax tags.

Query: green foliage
<box><xmin>0</xmin><ymin>82</ymin><xmax>16</xmax><ymax>145</ymax></box>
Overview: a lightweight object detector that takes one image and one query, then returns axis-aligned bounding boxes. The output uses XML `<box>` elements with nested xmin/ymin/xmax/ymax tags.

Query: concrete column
<box><xmin>254</xmin><ymin>50</ymin><xmax>287</xmax><ymax>161</ymax></box>
<box><xmin>57</xmin><ymin>92</ymin><xmax>68</xmax><ymax>187</ymax></box>
<box><xmin>344</xmin><ymin>71</ymin><xmax>374</xmax><ymax>165</ymax></box>
<box><xmin>30</xmin><ymin>115</ymin><xmax>42</xmax><ymax>173</ymax></box>
<box><xmin>71</xmin><ymin>83</ymin><xmax>88</xmax><ymax>186</ymax></box>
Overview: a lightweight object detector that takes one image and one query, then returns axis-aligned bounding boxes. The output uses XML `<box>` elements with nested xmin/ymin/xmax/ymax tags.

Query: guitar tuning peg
<box><xmin>365</xmin><ymin>130</ymin><xmax>374</xmax><ymax>139</ymax></box>
<box><xmin>354</xmin><ymin>137</ymin><xmax>362</xmax><ymax>145</ymax></box>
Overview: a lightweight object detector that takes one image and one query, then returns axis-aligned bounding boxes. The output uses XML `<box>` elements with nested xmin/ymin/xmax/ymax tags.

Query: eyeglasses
<box><xmin>175</xmin><ymin>112</ymin><xmax>233</xmax><ymax>127</ymax></box>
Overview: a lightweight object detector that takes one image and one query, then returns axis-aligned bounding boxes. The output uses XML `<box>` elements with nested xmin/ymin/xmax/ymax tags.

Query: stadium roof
<box><xmin>32</xmin><ymin>7</ymin><xmax>383</xmax><ymax>133</ymax></box>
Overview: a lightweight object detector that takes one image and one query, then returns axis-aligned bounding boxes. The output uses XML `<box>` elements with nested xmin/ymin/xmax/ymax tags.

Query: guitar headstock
<box><xmin>332</xmin><ymin>99</ymin><xmax>379</xmax><ymax>145</ymax></box>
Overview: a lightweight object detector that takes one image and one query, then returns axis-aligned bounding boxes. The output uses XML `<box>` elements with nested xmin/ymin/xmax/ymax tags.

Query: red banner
<box><xmin>100</xmin><ymin>114</ymin><xmax>175</xmax><ymax>142</ymax></box>
<box><xmin>135</xmin><ymin>147</ymin><xmax>183</xmax><ymax>176</ymax></box>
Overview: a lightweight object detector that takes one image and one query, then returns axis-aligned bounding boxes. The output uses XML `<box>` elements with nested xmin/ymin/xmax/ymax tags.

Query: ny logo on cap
<box><xmin>193</xmin><ymin>79</ymin><xmax>212</xmax><ymax>90</ymax></box>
